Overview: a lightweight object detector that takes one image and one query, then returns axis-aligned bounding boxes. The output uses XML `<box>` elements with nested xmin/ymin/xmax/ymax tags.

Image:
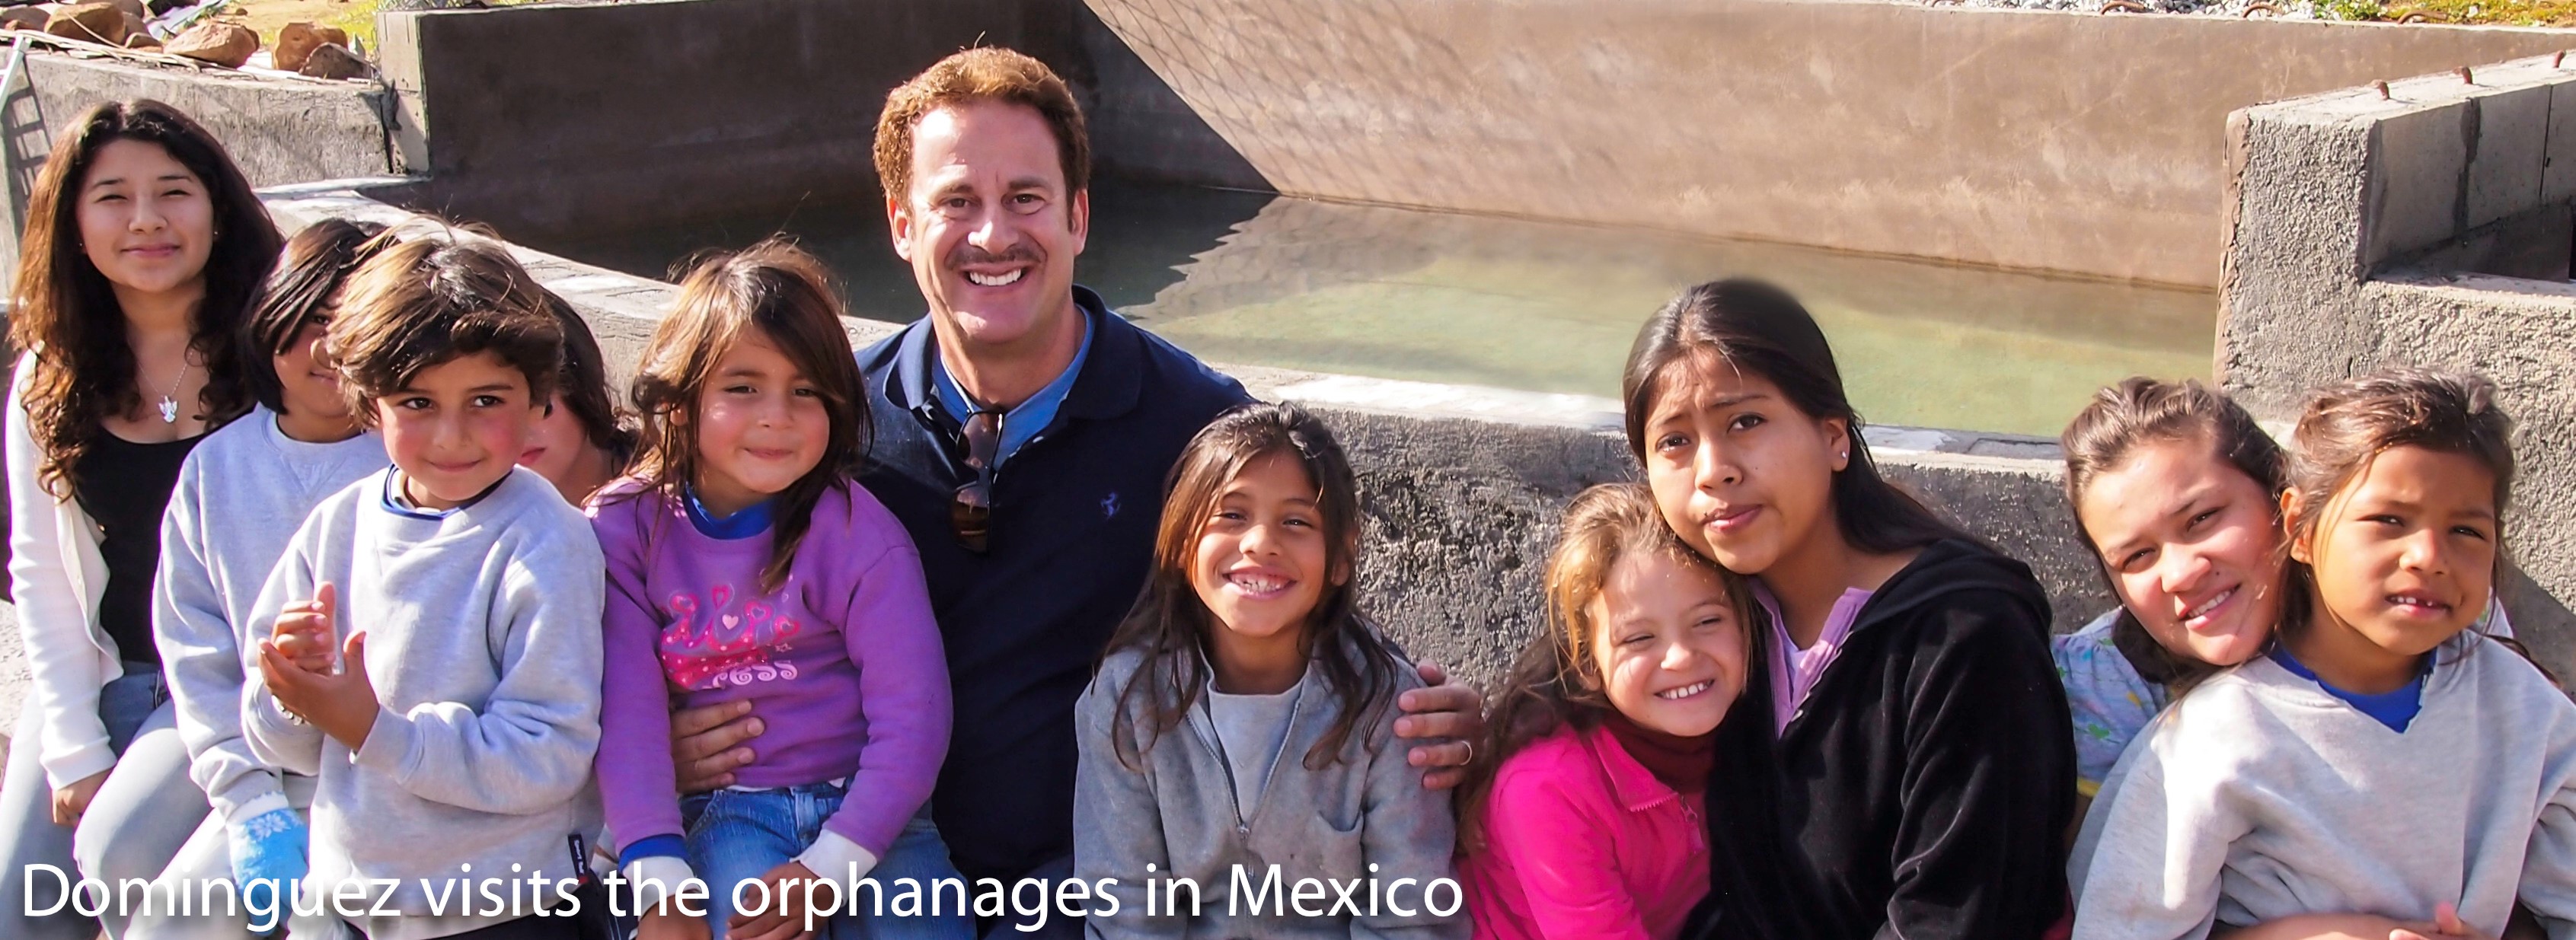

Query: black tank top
<box><xmin>70</xmin><ymin>430</ymin><xmax>206</xmax><ymax>668</ymax></box>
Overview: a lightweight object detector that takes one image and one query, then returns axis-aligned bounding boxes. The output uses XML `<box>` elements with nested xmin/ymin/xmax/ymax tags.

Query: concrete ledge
<box><xmin>12</xmin><ymin>43</ymin><xmax>394</xmax><ymax>189</ymax></box>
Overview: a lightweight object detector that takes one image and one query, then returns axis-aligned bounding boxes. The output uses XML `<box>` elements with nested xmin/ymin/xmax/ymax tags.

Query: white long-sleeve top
<box><xmin>152</xmin><ymin>406</ymin><xmax>384</xmax><ymax>825</ymax></box>
<box><xmin>241</xmin><ymin>465</ymin><xmax>604</xmax><ymax>940</ymax></box>
<box><xmin>6</xmin><ymin>349</ymin><xmax>126</xmax><ymax>788</ymax></box>
<box><xmin>2069</xmin><ymin>633</ymin><xmax>2576</xmax><ymax>940</ymax></box>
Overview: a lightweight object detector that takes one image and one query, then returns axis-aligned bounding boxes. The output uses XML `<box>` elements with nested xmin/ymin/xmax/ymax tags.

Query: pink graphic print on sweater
<box><xmin>660</xmin><ymin>583</ymin><xmax>806</xmax><ymax>690</ymax></box>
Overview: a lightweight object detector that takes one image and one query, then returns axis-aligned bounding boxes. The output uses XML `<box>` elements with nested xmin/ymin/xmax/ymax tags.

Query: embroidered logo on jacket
<box><xmin>1102</xmin><ymin>492</ymin><xmax>1121</xmax><ymax>519</ymax></box>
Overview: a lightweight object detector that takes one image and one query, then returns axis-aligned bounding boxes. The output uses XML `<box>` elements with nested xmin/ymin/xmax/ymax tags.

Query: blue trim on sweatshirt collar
<box><xmin>2269</xmin><ymin>644</ymin><xmax>2428</xmax><ymax>732</ymax></box>
<box><xmin>684</xmin><ymin>485</ymin><xmax>774</xmax><ymax>540</ymax></box>
<box><xmin>378</xmin><ymin>468</ymin><xmax>501</xmax><ymax>520</ymax></box>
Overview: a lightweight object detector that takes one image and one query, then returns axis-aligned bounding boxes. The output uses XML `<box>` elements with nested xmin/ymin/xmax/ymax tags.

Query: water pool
<box><xmin>529</xmin><ymin>182</ymin><xmax>2214</xmax><ymax>438</ymax></box>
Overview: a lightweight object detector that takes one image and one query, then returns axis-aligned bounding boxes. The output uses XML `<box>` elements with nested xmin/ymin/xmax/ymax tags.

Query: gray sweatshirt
<box><xmin>2068</xmin><ymin>634</ymin><xmax>2576</xmax><ymax>940</ymax></box>
<box><xmin>1074</xmin><ymin>645</ymin><xmax>1468</xmax><ymax>940</ymax></box>
<box><xmin>155</xmin><ymin>407</ymin><xmax>385</xmax><ymax>825</ymax></box>
<box><xmin>242</xmin><ymin>466</ymin><xmax>605</xmax><ymax>940</ymax></box>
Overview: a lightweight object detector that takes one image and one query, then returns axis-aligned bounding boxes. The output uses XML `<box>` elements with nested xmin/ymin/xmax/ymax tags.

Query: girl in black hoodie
<box><xmin>1628</xmin><ymin>280</ymin><xmax>2076</xmax><ymax>940</ymax></box>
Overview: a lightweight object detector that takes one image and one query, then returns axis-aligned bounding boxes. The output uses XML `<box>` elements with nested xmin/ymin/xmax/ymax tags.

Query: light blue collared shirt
<box><xmin>932</xmin><ymin>313</ymin><xmax>1094</xmax><ymax>467</ymax></box>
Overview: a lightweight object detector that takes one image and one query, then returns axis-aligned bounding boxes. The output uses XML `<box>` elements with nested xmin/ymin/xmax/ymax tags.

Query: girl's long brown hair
<box><xmin>618</xmin><ymin>239</ymin><xmax>868</xmax><ymax>593</ymax></box>
<box><xmin>1100</xmin><ymin>402</ymin><xmax>1403</xmax><ymax>773</ymax></box>
<box><xmin>2059</xmin><ymin>377</ymin><xmax>2287</xmax><ymax>693</ymax></box>
<box><xmin>1455</xmin><ymin>483</ymin><xmax>1764</xmax><ymax>852</ymax></box>
<box><xmin>10</xmin><ymin>100</ymin><xmax>282</xmax><ymax>497</ymax></box>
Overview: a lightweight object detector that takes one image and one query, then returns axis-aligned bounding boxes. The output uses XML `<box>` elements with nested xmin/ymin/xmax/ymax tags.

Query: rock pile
<box><xmin>42</xmin><ymin>3</ymin><xmax>133</xmax><ymax>45</ymax></box>
<box><xmin>165</xmin><ymin>20</ymin><xmax>256</xmax><ymax>66</ymax></box>
<box><xmin>295</xmin><ymin>37</ymin><xmax>365</xmax><ymax>80</ymax></box>
<box><xmin>271</xmin><ymin>20</ymin><xmax>367</xmax><ymax>79</ymax></box>
<box><xmin>0</xmin><ymin>5</ymin><xmax>376</xmax><ymax>81</ymax></box>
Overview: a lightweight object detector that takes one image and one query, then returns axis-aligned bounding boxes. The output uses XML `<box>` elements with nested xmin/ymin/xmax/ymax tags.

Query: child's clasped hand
<box><xmin>257</xmin><ymin>581</ymin><xmax>385</xmax><ymax>751</ymax></box>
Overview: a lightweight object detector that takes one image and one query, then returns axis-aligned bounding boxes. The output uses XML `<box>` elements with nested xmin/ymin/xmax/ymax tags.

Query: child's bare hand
<box><xmin>48</xmin><ymin>770</ymin><xmax>107</xmax><ymax>826</ymax></box>
<box><xmin>270</xmin><ymin>582</ymin><xmax>341</xmax><ymax>672</ymax></box>
<box><xmin>2392</xmin><ymin>903</ymin><xmax>2495</xmax><ymax>940</ymax></box>
<box><xmin>726</xmin><ymin>860</ymin><xmax>821</xmax><ymax>940</ymax></box>
<box><xmin>634</xmin><ymin>907</ymin><xmax>710</xmax><ymax>940</ymax></box>
<box><xmin>258</xmin><ymin>620</ymin><xmax>381</xmax><ymax>753</ymax></box>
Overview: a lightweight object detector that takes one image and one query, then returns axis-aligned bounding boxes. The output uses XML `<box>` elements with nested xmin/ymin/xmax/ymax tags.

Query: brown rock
<box><xmin>124</xmin><ymin>31</ymin><xmax>159</xmax><ymax>50</ymax></box>
<box><xmin>108</xmin><ymin>0</ymin><xmax>144</xmax><ymax>21</ymax></box>
<box><xmin>165</xmin><ymin>21</ymin><xmax>257</xmax><ymax>68</ymax></box>
<box><xmin>297</xmin><ymin>42</ymin><xmax>368</xmax><ymax>81</ymax></box>
<box><xmin>316</xmin><ymin>26</ymin><xmax>348</xmax><ymax>47</ymax></box>
<box><xmin>44</xmin><ymin>4</ymin><xmax>129</xmax><ymax>46</ymax></box>
<box><xmin>0</xmin><ymin>8</ymin><xmax>48</xmax><ymax>32</ymax></box>
<box><xmin>274</xmin><ymin>21</ymin><xmax>322</xmax><ymax>72</ymax></box>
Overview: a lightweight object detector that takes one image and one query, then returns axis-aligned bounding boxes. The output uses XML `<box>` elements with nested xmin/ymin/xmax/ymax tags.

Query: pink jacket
<box><xmin>1460</xmin><ymin>722</ymin><xmax>1711</xmax><ymax>940</ymax></box>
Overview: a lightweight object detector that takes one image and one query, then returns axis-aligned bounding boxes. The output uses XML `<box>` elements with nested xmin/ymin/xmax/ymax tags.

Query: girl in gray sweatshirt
<box><xmin>2069</xmin><ymin>368</ymin><xmax>2576</xmax><ymax>940</ymax></box>
<box><xmin>1073</xmin><ymin>403</ymin><xmax>1465</xmax><ymax>940</ymax></box>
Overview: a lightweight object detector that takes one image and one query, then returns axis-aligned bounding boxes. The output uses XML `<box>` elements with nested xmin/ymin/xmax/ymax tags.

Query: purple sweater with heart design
<box><xmin>589</xmin><ymin>477</ymin><xmax>951</xmax><ymax>864</ymax></box>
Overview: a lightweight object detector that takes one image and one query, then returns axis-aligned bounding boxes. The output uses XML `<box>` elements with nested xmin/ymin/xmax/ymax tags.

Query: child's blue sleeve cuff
<box><xmin>618</xmin><ymin>833</ymin><xmax>688</xmax><ymax>865</ymax></box>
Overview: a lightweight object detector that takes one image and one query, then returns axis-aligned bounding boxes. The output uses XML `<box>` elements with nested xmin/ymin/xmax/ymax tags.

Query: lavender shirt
<box><xmin>590</xmin><ymin>480</ymin><xmax>952</xmax><ymax>862</ymax></box>
<box><xmin>1754</xmin><ymin>583</ymin><xmax>1876</xmax><ymax>737</ymax></box>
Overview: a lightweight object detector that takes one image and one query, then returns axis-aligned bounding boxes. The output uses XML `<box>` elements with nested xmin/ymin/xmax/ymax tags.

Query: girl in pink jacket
<box><xmin>1457</xmin><ymin>483</ymin><xmax>1761</xmax><ymax>940</ymax></box>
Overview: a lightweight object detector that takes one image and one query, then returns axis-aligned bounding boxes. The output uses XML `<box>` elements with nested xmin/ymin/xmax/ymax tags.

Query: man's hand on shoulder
<box><xmin>1393</xmin><ymin>661</ymin><xmax>1484</xmax><ymax>790</ymax></box>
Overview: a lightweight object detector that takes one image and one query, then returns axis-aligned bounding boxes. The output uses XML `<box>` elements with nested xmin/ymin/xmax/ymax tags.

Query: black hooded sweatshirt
<box><xmin>1688</xmin><ymin>538</ymin><xmax>2076</xmax><ymax>940</ymax></box>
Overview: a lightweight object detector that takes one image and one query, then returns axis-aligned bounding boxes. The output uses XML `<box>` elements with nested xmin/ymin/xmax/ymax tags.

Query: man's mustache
<box><xmin>946</xmin><ymin>244</ymin><xmax>1043</xmax><ymax>268</ymax></box>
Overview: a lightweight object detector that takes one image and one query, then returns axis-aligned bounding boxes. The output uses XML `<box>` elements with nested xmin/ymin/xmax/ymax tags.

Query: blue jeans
<box><xmin>682</xmin><ymin>785</ymin><xmax>973</xmax><ymax>940</ymax></box>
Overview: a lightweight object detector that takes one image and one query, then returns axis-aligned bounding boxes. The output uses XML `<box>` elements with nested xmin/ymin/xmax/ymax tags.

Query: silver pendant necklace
<box><xmin>152</xmin><ymin>362</ymin><xmax>189</xmax><ymax>424</ymax></box>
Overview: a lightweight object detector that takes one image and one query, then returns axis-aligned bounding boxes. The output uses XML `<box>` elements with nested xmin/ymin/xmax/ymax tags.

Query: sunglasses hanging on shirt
<box><xmin>950</xmin><ymin>408</ymin><xmax>1002</xmax><ymax>553</ymax></box>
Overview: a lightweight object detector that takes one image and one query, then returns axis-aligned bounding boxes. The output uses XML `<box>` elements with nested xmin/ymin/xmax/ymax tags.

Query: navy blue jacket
<box><xmin>856</xmin><ymin>287</ymin><xmax>1251</xmax><ymax>882</ymax></box>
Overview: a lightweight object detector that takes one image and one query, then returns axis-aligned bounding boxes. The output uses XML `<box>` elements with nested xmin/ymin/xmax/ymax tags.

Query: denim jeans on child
<box><xmin>683</xmin><ymin>782</ymin><xmax>974</xmax><ymax>940</ymax></box>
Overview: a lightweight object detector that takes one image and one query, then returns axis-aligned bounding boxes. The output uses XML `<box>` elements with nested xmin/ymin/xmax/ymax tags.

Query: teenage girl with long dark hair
<box><xmin>1630</xmin><ymin>279</ymin><xmax>2076</xmax><ymax>940</ymax></box>
<box><xmin>0</xmin><ymin>99</ymin><xmax>282</xmax><ymax>939</ymax></box>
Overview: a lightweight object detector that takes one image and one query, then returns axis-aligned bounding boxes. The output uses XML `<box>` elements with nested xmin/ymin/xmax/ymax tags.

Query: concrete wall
<box><xmin>1068</xmin><ymin>2</ymin><xmax>1269</xmax><ymax>191</ymax></box>
<box><xmin>13</xmin><ymin>51</ymin><xmax>392</xmax><ymax>189</ymax></box>
<box><xmin>1084</xmin><ymin>0</ymin><xmax>2576</xmax><ymax>289</ymax></box>
<box><xmin>2219</xmin><ymin>55</ymin><xmax>2576</xmax><ymax>678</ymax></box>
<box><xmin>374</xmin><ymin>0</ymin><xmax>1078</xmax><ymax>241</ymax></box>
<box><xmin>365</xmin><ymin>0</ymin><xmax>2576</xmax><ymax>288</ymax></box>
